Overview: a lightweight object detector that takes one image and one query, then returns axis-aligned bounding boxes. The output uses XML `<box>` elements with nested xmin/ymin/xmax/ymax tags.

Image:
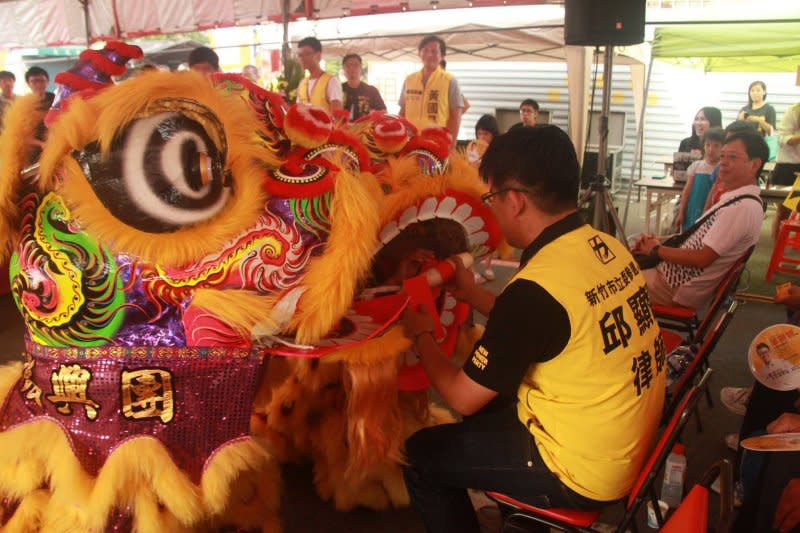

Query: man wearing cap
<box><xmin>296</xmin><ymin>37</ymin><xmax>342</xmax><ymax>113</ymax></box>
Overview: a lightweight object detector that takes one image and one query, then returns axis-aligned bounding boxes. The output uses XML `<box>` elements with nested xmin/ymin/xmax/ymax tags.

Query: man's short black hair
<box><xmin>520</xmin><ymin>98</ymin><xmax>539</xmax><ymax>112</ymax></box>
<box><xmin>725</xmin><ymin>130</ymin><xmax>769</xmax><ymax>176</ymax></box>
<box><xmin>0</xmin><ymin>71</ymin><xmax>15</xmax><ymax>82</ymax></box>
<box><xmin>188</xmin><ymin>46</ymin><xmax>219</xmax><ymax>70</ymax></box>
<box><xmin>756</xmin><ymin>342</ymin><xmax>770</xmax><ymax>352</ymax></box>
<box><xmin>702</xmin><ymin>127</ymin><xmax>725</xmax><ymax>145</ymax></box>
<box><xmin>725</xmin><ymin>119</ymin><xmax>757</xmax><ymax>135</ymax></box>
<box><xmin>342</xmin><ymin>53</ymin><xmax>362</xmax><ymax>65</ymax></box>
<box><xmin>418</xmin><ymin>35</ymin><xmax>446</xmax><ymax>56</ymax></box>
<box><xmin>475</xmin><ymin>114</ymin><xmax>499</xmax><ymax>139</ymax></box>
<box><xmin>298</xmin><ymin>37</ymin><xmax>322</xmax><ymax>53</ymax></box>
<box><xmin>480</xmin><ymin>125</ymin><xmax>579</xmax><ymax>215</ymax></box>
<box><xmin>25</xmin><ymin>66</ymin><xmax>48</xmax><ymax>82</ymax></box>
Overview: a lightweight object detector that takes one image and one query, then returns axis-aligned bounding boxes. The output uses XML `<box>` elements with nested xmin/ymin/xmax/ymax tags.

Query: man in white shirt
<box><xmin>633</xmin><ymin>131</ymin><xmax>767</xmax><ymax>309</ymax></box>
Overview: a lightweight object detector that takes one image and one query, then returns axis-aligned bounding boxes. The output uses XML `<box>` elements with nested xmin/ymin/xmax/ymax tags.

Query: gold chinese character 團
<box><xmin>20</xmin><ymin>353</ymin><xmax>43</xmax><ymax>407</ymax></box>
<box><xmin>46</xmin><ymin>364</ymin><xmax>100</xmax><ymax>420</ymax></box>
<box><xmin>121</xmin><ymin>369</ymin><xmax>174</xmax><ymax>423</ymax></box>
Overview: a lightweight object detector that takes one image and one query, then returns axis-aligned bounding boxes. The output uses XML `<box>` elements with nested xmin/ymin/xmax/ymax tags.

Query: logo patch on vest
<box><xmin>588</xmin><ymin>235</ymin><xmax>616</xmax><ymax>264</ymax></box>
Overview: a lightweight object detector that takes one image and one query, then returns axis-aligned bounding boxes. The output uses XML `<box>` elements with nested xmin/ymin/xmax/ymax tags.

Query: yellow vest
<box><xmin>298</xmin><ymin>72</ymin><xmax>333</xmax><ymax>111</ymax></box>
<box><xmin>403</xmin><ymin>67</ymin><xmax>452</xmax><ymax>129</ymax></box>
<box><xmin>513</xmin><ymin>225</ymin><xmax>664</xmax><ymax>501</ymax></box>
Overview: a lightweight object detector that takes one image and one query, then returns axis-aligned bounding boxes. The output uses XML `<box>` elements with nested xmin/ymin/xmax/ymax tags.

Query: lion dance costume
<box><xmin>0</xmin><ymin>43</ymin><xmax>500</xmax><ymax>532</ymax></box>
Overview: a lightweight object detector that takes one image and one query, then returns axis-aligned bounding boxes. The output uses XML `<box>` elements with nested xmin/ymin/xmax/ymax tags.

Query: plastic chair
<box><xmin>655</xmin><ymin>246</ymin><xmax>752</xmax><ymax>352</ymax></box>
<box><xmin>663</xmin><ymin>300</ymin><xmax>737</xmax><ymax>429</ymax></box>
<box><xmin>766</xmin><ymin>212</ymin><xmax>800</xmax><ymax>281</ymax></box>
<box><xmin>485</xmin><ymin>370</ymin><xmax>711</xmax><ymax>533</ymax></box>
<box><xmin>661</xmin><ymin>459</ymin><xmax>734</xmax><ymax>533</ymax></box>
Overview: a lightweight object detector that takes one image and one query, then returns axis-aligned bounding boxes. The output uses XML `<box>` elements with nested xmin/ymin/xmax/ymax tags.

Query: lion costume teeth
<box><xmin>0</xmin><ymin>42</ymin><xmax>501</xmax><ymax>531</ymax></box>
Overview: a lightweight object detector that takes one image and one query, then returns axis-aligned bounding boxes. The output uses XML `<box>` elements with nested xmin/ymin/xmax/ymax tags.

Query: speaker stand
<box><xmin>581</xmin><ymin>45</ymin><xmax>628</xmax><ymax>246</ymax></box>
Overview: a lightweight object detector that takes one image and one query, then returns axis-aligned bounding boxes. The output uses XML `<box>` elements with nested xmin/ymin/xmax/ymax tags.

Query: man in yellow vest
<box><xmin>399</xmin><ymin>35</ymin><xmax>462</xmax><ymax>143</ymax></box>
<box><xmin>296</xmin><ymin>36</ymin><xmax>342</xmax><ymax>113</ymax></box>
<box><xmin>401</xmin><ymin>126</ymin><xmax>664</xmax><ymax>532</ymax></box>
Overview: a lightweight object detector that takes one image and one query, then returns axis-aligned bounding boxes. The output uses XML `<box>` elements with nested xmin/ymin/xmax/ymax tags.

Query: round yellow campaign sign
<box><xmin>748</xmin><ymin>324</ymin><xmax>800</xmax><ymax>391</ymax></box>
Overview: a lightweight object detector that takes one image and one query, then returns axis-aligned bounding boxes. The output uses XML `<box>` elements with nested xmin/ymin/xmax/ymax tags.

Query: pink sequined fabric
<box><xmin>0</xmin><ymin>340</ymin><xmax>266</xmax><ymax>483</ymax></box>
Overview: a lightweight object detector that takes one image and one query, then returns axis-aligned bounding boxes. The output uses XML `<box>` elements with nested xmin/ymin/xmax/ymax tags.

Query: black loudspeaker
<box><xmin>564</xmin><ymin>0</ymin><xmax>645</xmax><ymax>46</ymax></box>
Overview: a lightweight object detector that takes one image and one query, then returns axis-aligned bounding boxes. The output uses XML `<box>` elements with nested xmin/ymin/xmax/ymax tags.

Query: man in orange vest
<box><xmin>296</xmin><ymin>37</ymin><xmax>342</xmax><ymax>113</ymax></box>
<box><xmin>399</xmin><ymin>35</ymin><xmax>463</xmax><ymax>143</ymax></box>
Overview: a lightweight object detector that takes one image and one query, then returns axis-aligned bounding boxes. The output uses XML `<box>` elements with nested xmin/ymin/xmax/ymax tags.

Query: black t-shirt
<box><xmin>678</xmin><ymin>136</ymin><xmax>700</xmax><ymax>153</ymax></box>
<box><xmin>343</xmin><ymin>82</ymin><xmax>386</xmax><ymax>120</ymax></box>
<box><xmin>463</xmin><ymin>213</ymin><xmax>583</xmax><ymax>398</ymax></box>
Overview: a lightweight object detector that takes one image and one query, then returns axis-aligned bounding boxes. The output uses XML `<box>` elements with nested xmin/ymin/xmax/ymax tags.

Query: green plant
<box><xmin>271</xmin><ymin>58</ymin><xmax>303</xmax><ymax>104</ymax></box>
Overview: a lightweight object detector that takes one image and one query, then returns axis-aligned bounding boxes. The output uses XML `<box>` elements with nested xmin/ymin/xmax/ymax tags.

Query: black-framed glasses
<box><xmin>480</xmin><ymin>188</ymin><xmax>531</xmax><ymax>205</ymax></box>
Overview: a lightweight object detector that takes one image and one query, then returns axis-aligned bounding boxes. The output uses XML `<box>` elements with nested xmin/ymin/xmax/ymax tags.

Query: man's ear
<box><xmin>509</xmin><ymin>189</ymin><xmax>529</xmax><ymax>217</ymax></box>
<box><xmin>751</xmin><ymin>157</ymin><xmax>763</xmax><ymax>178</ymax></box>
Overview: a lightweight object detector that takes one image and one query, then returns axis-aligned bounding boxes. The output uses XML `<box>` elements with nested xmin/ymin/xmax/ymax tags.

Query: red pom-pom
<box><xmin>284</xmin><ymin>104</ymin><xmax>333</xmax><ymax>149</ymax></box>
<box><xmin>373</xmin><ymin>115</ymin><xmax>410</xmax><ymax>154</ymax></box>
<box><xmin>420</xmin><ymin>126</ymin><xmax>452</xmax><ymax>153</ymax></box>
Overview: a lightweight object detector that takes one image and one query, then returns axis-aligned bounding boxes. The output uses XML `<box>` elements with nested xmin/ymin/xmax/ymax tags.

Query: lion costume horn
<box><xmin>45</xmin><ymin>41</ymin><xmax>143</xmax><ymax>127</ymax></box>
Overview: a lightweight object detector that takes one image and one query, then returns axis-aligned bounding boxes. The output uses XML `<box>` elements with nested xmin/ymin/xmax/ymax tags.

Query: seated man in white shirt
<box><xmin>633</xmin><ymin>131</ymin><xmax>767</xmax><ymax>310</ymax></box>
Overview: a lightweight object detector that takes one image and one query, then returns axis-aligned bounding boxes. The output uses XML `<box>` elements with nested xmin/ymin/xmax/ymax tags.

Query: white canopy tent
<box><xmin>250</xmin><ymin>5</ymin><xmax>647</xmax><ymax>159</ymax></box>
<box><xmin>0</xmin><ymin>0</ymin><xmax>647</xmax><ymax>161</ymax></box>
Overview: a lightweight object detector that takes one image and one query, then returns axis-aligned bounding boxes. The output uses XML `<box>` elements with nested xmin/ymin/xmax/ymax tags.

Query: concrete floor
<box><xmin>0</xmin><ymin>191</ymin><xmax>788</xmax><ymax>532</ymax></box>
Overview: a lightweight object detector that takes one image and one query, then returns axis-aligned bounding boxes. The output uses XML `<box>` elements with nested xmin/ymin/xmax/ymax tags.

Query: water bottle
<box><xmin>660</xmin><ymin>443</ymin><xmax>687</xmax><ymax>509</ymax></box>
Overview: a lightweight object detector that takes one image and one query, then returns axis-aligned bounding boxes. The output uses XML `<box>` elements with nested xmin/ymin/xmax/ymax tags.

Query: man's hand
<box><xmin>402</xmin><ymin>303</ymin><xmax>436</xmax><ymax>340</ymax></box>
<box><xmin>767</xmin><ymin>413</ymin><xmax>800</xmax><ymax>434</ymax></box>
<box><xmin>774</xmin><ymin>479</ymin><xmax>800</xmax><ymax>533</ymax></box>
<box><xmin>632</xmin><ymin>234</ymin><xmax>659</xmax><ymax>255</ymax></box>
<box><xmin>774</xmin><ymin>284</ymin><xmax>800</xmax><ymax>312</ymax></box>
<box><xmin>445</xmin><ymin>255</ymin><xmax>477</xmax><ymax>302</ymax></box>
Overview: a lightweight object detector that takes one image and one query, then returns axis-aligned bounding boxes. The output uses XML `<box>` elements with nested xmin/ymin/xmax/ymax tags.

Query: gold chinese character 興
<box><xmin>46</xmin><ymin>364</ymin><xmax>100</xmax><ymax>420</ymax></box>
<box><xmin>20</xmin><ymin>353</ymin><xmax>43</xmax><ymax>407</ymax></box>
<box><xmin>121</xmin><ymin>369</ymin><xmax>174</xmax><ymax>423</ymax></box>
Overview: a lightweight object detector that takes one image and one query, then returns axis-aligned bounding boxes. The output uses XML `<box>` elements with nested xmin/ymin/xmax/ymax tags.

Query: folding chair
<box><xmin>661</xmin><ymin>459</ymin><xmax>734</xmax><ymax>533</ymax></box>
<box><xmin>766</xmin><ymin>212</ymin><xmax>800</xmax><ymax>281</ymax></box>
<box><xmin>486</xmin><ymin>370</ymin><xmax>712</xmax><ymax>533</ymax></box>
<box><xmin>655</xmin><ymin>246</ymin><xmax>752</xmax><ymax>353</ymax></box>
<box><xmin>663</xmin><ymin>300</ymin><xmax>738</xmax><ymax>427</ymax></box>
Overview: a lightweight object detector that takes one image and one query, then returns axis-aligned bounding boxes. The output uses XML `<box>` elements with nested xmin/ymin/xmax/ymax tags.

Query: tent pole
<box><xmin>282</xmin><ymin>0</ymin><xmax>291</xmax><ymax>67</ymax></box>
<box><xmin>622</xmin><ymin>53</ymin><xmax>654</xmax><ymax>233</ymax></box>
<box><xmin>81</xmin><ymin>0</ymin><xmax>91</xmax><ymax>46</ymax></box>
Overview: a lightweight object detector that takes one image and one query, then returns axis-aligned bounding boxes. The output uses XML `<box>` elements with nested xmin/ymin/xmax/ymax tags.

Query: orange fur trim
<box><xmin>191</xmin><ymin>289</ymin><xmax>278</xmax><ymax>340</ymax></box>
<box><xmin>0</xmin><ymin>95</ymin><xmax>48</xmax><ymax>263</ymax></box>
<box><xmin>289</xmin><ymin>160</ymin><xmax>383</xmax><ymax>344</ymax></box>
<box><xmin>379</xmin><ymin>153</ymin><xmax>488</xmax><ymax>227</ymax></box>
<box><xmin>39</xmin><ymin>71</ymin><xmax>277</xmax><ymax>268</ymax></box>
<box><xmin>0</xmin><ymin>415</ymin><xmax>280</xmax><ymax>531</ymax></box>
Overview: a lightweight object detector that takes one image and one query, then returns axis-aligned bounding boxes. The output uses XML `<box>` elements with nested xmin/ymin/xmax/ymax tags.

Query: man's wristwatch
<box><xmin>650</xmin><ymin>244</ymin><xmax>661</xmax><ymax>259</ymax></box>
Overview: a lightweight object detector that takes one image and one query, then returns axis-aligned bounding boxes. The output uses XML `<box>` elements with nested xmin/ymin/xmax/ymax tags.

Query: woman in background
<box><xmin>738</xmin><ymin>81</ymin><xmax>776</xmax><ymax>137</ymax></box>
<box><xmin>679</xmin><ymin>106</ymin><xmax>722</xmax><ymax>155</ymax></box>
<box><xmin>466</xmin><ymin>114</ymin><xmax>499</xmax><ymax>169</ymax></box>
<box><xmin>467</xmin><ymin>114</ymin><xmax>500</xmax><ymax>282</ymax></box>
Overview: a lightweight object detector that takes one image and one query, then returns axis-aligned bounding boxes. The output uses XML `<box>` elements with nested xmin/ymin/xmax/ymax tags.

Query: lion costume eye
<box><xmin>75</xmin><ymin>104</ymin><xmax>231</xmax><ymax>233</ymax></box>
